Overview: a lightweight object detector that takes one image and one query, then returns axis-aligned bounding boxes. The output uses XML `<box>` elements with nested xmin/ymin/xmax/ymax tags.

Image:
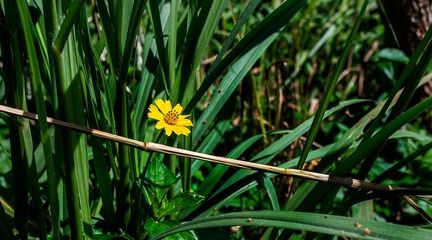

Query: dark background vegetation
<box><xmin>0</xmin><ymin>0</ymin><xmax>432</xmax><ymax>239</ymax></box>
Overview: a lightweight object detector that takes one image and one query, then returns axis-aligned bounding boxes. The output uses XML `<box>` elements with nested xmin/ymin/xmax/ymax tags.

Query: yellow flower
<box><xmin>147</xmin><ymin>99</ymin><xmax>193</xmax><ymax>136</ymax></box>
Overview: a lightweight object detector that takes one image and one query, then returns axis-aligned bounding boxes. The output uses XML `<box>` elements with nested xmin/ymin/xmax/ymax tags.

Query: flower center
<box><xmin>164</xmin><ymin>110</ymin><xmax>179</xmax><ymax>125</ymax></box>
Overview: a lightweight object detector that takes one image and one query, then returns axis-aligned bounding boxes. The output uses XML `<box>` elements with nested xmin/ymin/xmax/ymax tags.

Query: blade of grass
<box><xmin>5</xmin><ymin>70</ymin><xmax>29</xmax><ymax>240</ymax></box>
<box><xmin>88</xmin><ymin>136</ymin><xmax>116</xmax><ymax>223</ymax></box>
<box><xmin>377</xmin><ymin>0</ymin><xmax>400</xmax><ymax>47</ymax></box>
<box><xmin>132</xmin><ymin>66</ymin><xmax>157</xmax><ymax>141</ymax></box>
<box><xmin>52</xmin><ymin>0</ymin><xmax>85</xmax><ymax>52</ymax></box>
<box><xmin>295</xmin><ymin>0</ymin><xmax>369</xmax><ymax>175</ymax></box>
<box><xmin>111</xmin><ymin>0</ymin><xmax>124</xmax><ymax>61</ymax></box>
<box><xmin>179</xmin><ymin>135</ymin><xmax>192</xmax><ymax>192</ymax></box>
<box><xmin>153</xmin><ymin>211</ymin><xmax>432</xmax><ymax>240</ymax></box>
<box><xmin>115</xmin><ymin>83</ymin><xmax>133</xmax><ymax>229</ymax></box>
<box><xmin>50</xmin><ymin>1</ymin><xmax>93</xmax><ymax>234</ymax></box>
<box><xmin>55</xmin><ymin>55</ymin><xmax>89</xmax><ymax>239</ymax></box>
<box><xmin>118</xmin><ymin>0</ymin><xmax>148</xmax><ymax>85</ymax></box>
<box><xmin>167</xmin><ymin>0</ymin><xmax>178</xmax><ymax>91</ymax></box>
<box><xmin>77</xmin><ymin>9</ymin><xmax>116</xmax><ymax>225</ymax></box>
<box><xmin>95</xmin><ymin>0</ymin><xmax>119</xmax><ymax>65</ymax></box>
<box><xmin>261</xmin><ymin>175</ymin><xmax>280</xmax><ymax>211</ymax></box>
<box><xmin>390</xmin><ymin>129</ymin><xmax>432</xmax><ymax>141</ymax></box>
<box><xmin>147</xmin><ymin>2</ymin><xmax>170</xmax><ymax>94</ymax></box>
<box><xmin>45</xmin><ymin>0</ymin><xmax>94</xmax><ymax>237</ymax></box>
<box><xmin>119</xmin><ymin>4</ymin><xmax>149</xmax><ymax>225</ymax></box>
<box><xmin>112</xmin><ymin>0</ymin><xmax>147</xmax><ymax>231</ymax></box>
<box><xmin>14</xmin><ymin>0</ymin><xmax>59</xmax><ymax>237</ymax></box>
<box><xmin>260</xmin><ymin>175</ymin><xmax>282</xmax><ymax>240</ymax></box>
<box><xmin>194</xmin><ymin>120</ymin><xmax>232</xmax><ymax>158</ymax></box>
<box><xmin>188</xmin><ymin>119</ymin><xmax>233</xmax><ymax>190</ymax></box>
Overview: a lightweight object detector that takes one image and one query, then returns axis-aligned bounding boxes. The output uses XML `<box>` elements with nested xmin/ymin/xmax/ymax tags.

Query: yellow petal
<box><xmin>173</xmin><ymin>126</ymin><xmax>191</xmax><ymax>136</ymax></box>
<box><xmin>177</xmin><ymin>118</ymin><xmax>193</xmax><ymax>127</ymax></box>
<box><xmin>155</xmin><ymin>99</ymin><xmax>170</xmax><ymax>115</ymax></box>
<box><xmin>178</xmin><ymin>115</ymin><xmax>190</xmax><ymax>119</ymax></box>
<box><xmin>155</xmin><ymin>121</ymin><xmax>166</xmax><ymax>129</ymax></box>
<box><xmin>172</xmin><ymin>126</ymin><xmax>183</xmax><ymax>135</ymax></box>
<box><xmin>148</xmin><ymin>104</ymin><xmax>164</xmax><ymax>121</ymax></box>
<box><xmin>165</xmin><ymin>100</ymin><xmax>172</xmax><ymax>111</ymax></box>
<box><xmin>173</xmin><ymin>104</ymin><xmax>183</xmax><ymax>114</ymax></box>
<box><xmin>165</xmin><ymin>125</ymin><xmax>173</xmax><ymax>136</ymax></box>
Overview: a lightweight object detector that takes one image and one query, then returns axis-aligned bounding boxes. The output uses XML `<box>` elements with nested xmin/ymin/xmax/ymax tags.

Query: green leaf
<box><xmin>261</xmin><ymin>176</ymin><xmax>280</xmax><ymax>211</ymax></box>
<box><xmin>146</xmin><ymin>157</ymin><xmax>177</xmax><ymax>187</ymax></box>
<box><xmin>373</xmin><ymin>48</ymin><xmax>409</xmax><ymax>64</ymax></box>
<box><xmin>153</xmin><ymin>211</ymin><xmax>432</xmax><ymax>240</ymax></box>
<box><xmin>145</xmin><ymin>218</ymin><xmax>197</xmax><ymax>240</ymax></box>
<box><xmin>390</xmin><ymin>130</ymin><xmax>432</xmax><ymax>142</ymax></box>
<box><xmin>157</xmin><ymin>192</ymin><xmax>205</xmax><ymax>219</ymax></box>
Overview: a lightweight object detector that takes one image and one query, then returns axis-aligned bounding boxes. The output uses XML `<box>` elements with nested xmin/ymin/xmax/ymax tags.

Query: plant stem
<box><xmin>0</xmin><ymin>104</ymin><xmax>424</xmax><ymax>194</ymax></box>
<box><xmin>115</xmin><ymin>83</ymin><xmax>132</xmax><ymax>229</ymax></box>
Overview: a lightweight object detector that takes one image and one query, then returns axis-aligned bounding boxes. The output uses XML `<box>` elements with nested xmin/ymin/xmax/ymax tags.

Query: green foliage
<box><xmin>153</xmin><ymin>211</ymin><xmax>432</xmax><ymax>240</ymax></box>
<box><xmin>0</xmin><ymin>0</ymin><xmax>431</xmax><ymax>239</ymax></box>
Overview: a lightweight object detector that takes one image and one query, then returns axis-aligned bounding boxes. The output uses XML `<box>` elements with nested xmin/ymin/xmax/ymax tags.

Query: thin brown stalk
<box><xmin>0</xmin><ymin>104</ymin><xmax>414</xmax><ymax>192</ymax></box>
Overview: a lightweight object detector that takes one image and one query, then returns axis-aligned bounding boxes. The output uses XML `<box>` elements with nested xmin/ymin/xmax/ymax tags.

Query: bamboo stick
<box><xmin>0</xmin><ymin>104</ymin><xmax>412</xmax><ymax>192</ymax></box>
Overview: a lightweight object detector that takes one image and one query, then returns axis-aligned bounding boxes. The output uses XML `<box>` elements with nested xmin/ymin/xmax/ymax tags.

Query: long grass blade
<box><xmin>152</xmin><ymin>211</ymin><xmax>432</xmax><ymax>240</ymax></box>
<box><xmin>53</xmin><ymin>0</ymin><xmax>85</xmax><ymax>52</ymax></box>
<box><xmin>147</xmin><ymin>1</ymin><xmax>170</xmax><ymax>94</ymax></box>
<box><xmin>13</xmin><ymin>0</ymin><xmax>60</xmax><ymax>237</ymax></box>
<box><xmin>295</xmin><ymin>0</ymin><xmax>369</xmax><ymax>172</ymax></box>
